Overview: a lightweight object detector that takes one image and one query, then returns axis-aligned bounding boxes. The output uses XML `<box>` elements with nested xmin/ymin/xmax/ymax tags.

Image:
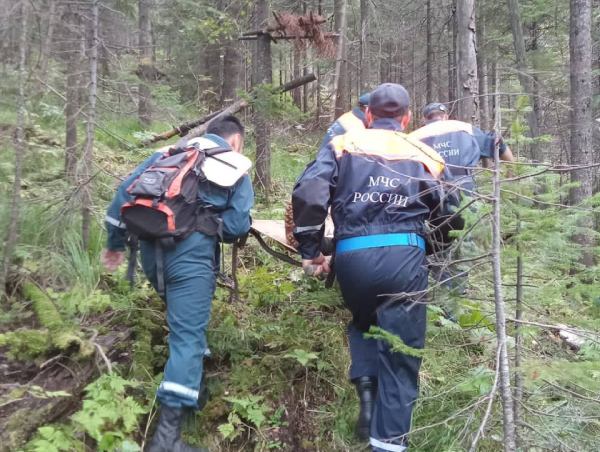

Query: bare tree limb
<box><xmin>143</xmin><ymin>73</ymin><xmax>317</xmax><ymax>147</ymax></box>
<box><xmin>468</xmin><ymin>343</ymin><xmax>501</xmax><ymax>452</ymax></box>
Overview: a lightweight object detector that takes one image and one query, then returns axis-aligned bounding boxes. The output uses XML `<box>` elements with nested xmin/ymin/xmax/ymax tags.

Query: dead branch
<box><xmin>491</xmin><ymin>97</ymin><xmax>517</xmax><ymax>451</ymax></box>
<box><xmin>145</xmin><ymin>73</ymin><xmax>316</xmax><ymax>147</ymax></box>
<box><xmin>469</xmin><ymin>344</ymin><xmax>501</xmax><ymax>452</ymax></box>
<box><xmin>542</xmin><ymin>379</ymin><xmax>600</xmax><ymax>404</ymax></box>
<box><xmin>241</xmin><ymin>11</ymin><xmax>335</xmax><ymax>56</ymax></box>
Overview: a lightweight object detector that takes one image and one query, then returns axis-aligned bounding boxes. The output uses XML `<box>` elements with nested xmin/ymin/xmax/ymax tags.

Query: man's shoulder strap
<box><xmin>202</xmin><ymin>151</ymin><xmax>252</xmax><ymax>188</ymax></box>
<box><xmin>184</xmin><ymin>136</ymin><xmax>222</xmax><ymax>151</ymax></box>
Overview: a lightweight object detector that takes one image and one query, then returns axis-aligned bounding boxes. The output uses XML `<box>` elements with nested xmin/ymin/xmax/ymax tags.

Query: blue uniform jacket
<box><xmin>319</xmin><ymin>107</ymin><xmax>366</xmax><ymax>148</ymax></box>
<box><xmin>292</xmin><ymin>118</ymin><xmax>449</xmax><ymax>259</ymax></box>
<box><xmin>409</xmin><ymin>119</ymin><xmax>507</xmax><ymax>191</ymax></box>
<box><xmin>105</xmin><ymin>134</ymin><xmax>254</xmax><ymax>251</ymax></box>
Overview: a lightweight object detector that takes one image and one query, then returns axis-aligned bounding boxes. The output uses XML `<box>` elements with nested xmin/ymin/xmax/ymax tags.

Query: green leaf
<box><xmin>365</xmin><ymin>327</ymin><xmax>425</xmax><ymax>358</ymax></box>
<box><xmin>284</xmin><ymin>349</ymin><xmax>319</xmax><ymax>367</ymax></box>
<box><xmin>218</xmin><ymin>422</ymin><xmax>236</xmax><ymax>439</ymax></box>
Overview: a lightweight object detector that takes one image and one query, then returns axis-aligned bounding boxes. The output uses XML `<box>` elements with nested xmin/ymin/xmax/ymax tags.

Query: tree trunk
<box><xmin>448</xmin><ymin>48</ymin><xmax>454</xmax><ymax>105</ymax></box>
<box><xmin>221</xmin><ymin>43</ymin><xmax>242</xmax><ymax>106</ymax></box>
<box><xmin>315</xmin><ymin>60</ymin><xmax>322</xmax><ymax>125</ymax></box>
<box><xmin>315</xmin><ymin>0</ymin><xmax>323</xmax><ymax>125</ymax></box>
<box><xmin>456</xmin><ymin>0</ymin><xmax>479</xmax><ymax>124</ymax></box>
<box><xmin>448</xmin><ymin>1</ymin><xmax>457</xmax><ymax>108</ymax></box>
<box><xmin>0</xmin><ymin>1</ymin><xmax>28</xmax><ymax>301</ymax></box>
<box><xmin>302</xmin><ymin>53</ymin><xmax>308</xmax><ymax>113</ymax></box>
<box><xmin>513</xmin><ymin>218</ymin><xmax>523</xmax><ymax>447</ymax></box>
<box><xmin>359</xmin><ymin>0</ymin><xmax>369</xmax><ymax>92</ymax></box>
<box><xmin>530</xmin><ymin>22</ymin><xmax>544</xmax><ymax>136</ymax></box>
<box><xmin>333</xmin><ymin>0</ymin><xmax>348</xmax><ymax>119</ymax></box>
<box><xmin>38</xmin><ymin>0</ymin><xmax>57</xmax><ymax>82</ymax></box>
<box><xmin>252</xmin><ymin>0</ymin><xmax>272</xmax><ymax>197</ymax></box>
<box><xmin>411</xmin><ymin>15</ymin><xmax>417</xmax><ymax>126</ymax></box>
<box><xmin>437</xmin><ymin>50</ymin><xmax>445</xmax><ymax>101</ymax></box>
<box><xmin>63</xmin><ymin>4</ymin><xmax>81</xmax><ymax>181</ymax></box>
<box><xmin>138</xmin><ymin>0</ymin><xmax>153</xmax><ymax>126</ymax></box>
<box><xmin>292</xmin><ymin>43</ymin><xmax>302</xmax><ymax>108</ymax></box>
<box><xmin>593</xmin><ymin>0</ymin><xmax>600</xmax><ymax>196</ymax></box>
<box><xmin>65</xmin><ymin>67</ymin><xmax>79</xmax><ymax>181</ymax></box>
<box><xmin>477</xmin><ymin>18</ymin><xmax>491</xmax><ymax>130</ymax></box>
<box><xmin>81</xmin><ymin>0</ymin><xmax>99</xmax><ymax>250</ymax></box>
<box><xmin>506</xmin><ymin>0</ymin><xmax>542</xmax><ymax>160</ymax></box>
<box><xmin>301</xmin><ymin>0</ymin><xmax>309</xmax><ymax>113</ymax></box>
<box><xmin>569</xmin><ymin>0</ymin><xmax>594</xmax><ymax>266</ymax></box>
<box><xmin>426</xmin><ymin>0</ymin><xmax>433</xmax><ymax>103</ymax></box>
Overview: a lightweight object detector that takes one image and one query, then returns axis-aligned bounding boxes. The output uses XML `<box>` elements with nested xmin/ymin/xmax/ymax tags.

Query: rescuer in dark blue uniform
<box><xmin>292</xmin><ymin>84</ymin><xmax>450</xmax><ymax>452</ymax></box>
<box><xmin>319</xmin><ymin>92</ymin><xmax>370</xmax><ymax>148</ymax></box>
<box><xmin>101</xmin><ymin>116</ymin><xmax>254</xmax><ymax>452</ymax></box>
<box><xmin>410</xmin><ymin>103</ymin><xmax>514</xmax><ymax>287</ymax></box>
<box><xmin>411</xmin><ymin>102</ymin><xmax>514</xmax><ymax>194</ymax></box>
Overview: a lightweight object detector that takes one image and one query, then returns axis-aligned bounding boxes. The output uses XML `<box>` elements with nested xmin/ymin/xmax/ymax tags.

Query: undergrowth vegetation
<box><xmin>0</xmin><ymin>91</ymin><xmax>599</xmax><ymax>452</ymax></box>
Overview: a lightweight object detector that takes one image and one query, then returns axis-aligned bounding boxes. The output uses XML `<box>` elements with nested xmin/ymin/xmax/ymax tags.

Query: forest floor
<box><xmin>0</xmin><ymin>105</ymin><xmax>599</xmax><ymax>452</ymax></box>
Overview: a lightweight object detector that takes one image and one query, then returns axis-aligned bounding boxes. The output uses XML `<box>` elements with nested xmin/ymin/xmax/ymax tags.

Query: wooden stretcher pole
<box><xmin>249</xmin><ymin>229</ymin><xmax>302</xmax><ymax>267</ymax></box>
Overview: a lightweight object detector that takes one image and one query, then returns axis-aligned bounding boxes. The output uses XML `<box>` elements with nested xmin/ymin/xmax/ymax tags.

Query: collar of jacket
<box><xmin>203</xmin><ymin>133</ymin><xmax>232</xmax><ymax>150</ymax></box>
<box><xmin>369</xmin><ymin>117</ymin><xmax>403</xmax><ymax>131</ymax></box>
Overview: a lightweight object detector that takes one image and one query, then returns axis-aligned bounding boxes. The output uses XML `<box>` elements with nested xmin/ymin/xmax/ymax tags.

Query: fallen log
<box><xmin>0</xmin><ymin>328</ymin><xmax>131</xmax><ymax>451</ymax></box>
<box><xmin>142</xmin><ymin>73</ymin><xmax>316</xmax><ymax>147</ymax></box>
<box><xmin>140</xmin><ymin>109</ymin><xmax>222</xmax><ymax>145</ymax></box>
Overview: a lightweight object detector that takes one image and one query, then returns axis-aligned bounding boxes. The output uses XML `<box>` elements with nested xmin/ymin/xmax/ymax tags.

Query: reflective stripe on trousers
<box><xmin>370</xmin><ymin>437</ymin><xmax>408</xmax><ymax>452</ymax></box>
<box><xmin>159</xmin><ymin>381</ymin><xmax>199</xmax><ymax>401</ymax></box>
<box><xmin>335</xmin><ymin>246</ymin><xmax>427</xmax><ymax>450</ymax></box>
<box><xmin>140</xmin><ymin>232</ymin><xmax>217</xmax><ymax>408</ymax></box>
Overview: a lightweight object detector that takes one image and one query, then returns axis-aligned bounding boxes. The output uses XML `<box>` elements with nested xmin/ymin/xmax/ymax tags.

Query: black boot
<box><xmin>354</xmin><ymin>376</ymin><xmax>377</xmax><ymax>441</ymax></box>
<box><xmin>146</xmin><ymin>406</ymin><xmax>208</xmax><ymax>452</ymax></box>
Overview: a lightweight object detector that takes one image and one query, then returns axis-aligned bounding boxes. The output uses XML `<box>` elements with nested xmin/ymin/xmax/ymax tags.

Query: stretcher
<box><xmin>249</xmin><ymin>220</ymin><xmax>302</xmax><ymax>266</ymax></box>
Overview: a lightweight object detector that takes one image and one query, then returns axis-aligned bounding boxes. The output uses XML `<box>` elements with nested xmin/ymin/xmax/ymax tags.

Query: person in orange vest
<box><xmin>320</xmin><ymin>92</ymin><xmax>370</xmax><ymax>147</ymax></box>
<box><xmin>410</xmin><ymin>103</ymin><xmax>514</xmax><ymax>291</ymax></box>
<box><xmin>292</xmin><ymin>84</ymin><xmax>453</xmax><ymax>451</ymax></box>
<box><xmin>411</xmin><ymin>103</ymin><xmax>514</xmax><ymax>191</ymax></box>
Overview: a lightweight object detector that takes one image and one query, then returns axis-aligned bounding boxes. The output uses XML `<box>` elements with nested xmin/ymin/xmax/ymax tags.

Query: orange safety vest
<box><xmin>330</xmin><ymin>129</ymin><xmax>445</xmax><ymax>179</ymax></box>
<box><xmin>336</xmin><ymin>110</ymin><xmax>366</xmax><ymax>132</ymax></box>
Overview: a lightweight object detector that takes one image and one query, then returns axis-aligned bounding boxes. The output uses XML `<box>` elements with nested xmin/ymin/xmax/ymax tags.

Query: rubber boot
<box><xmin>354</xmin><ymin>376</ymin><xmax>377</xmax><ymax>441</ymax></box>
<box><xmin>146</xmin><ymin>406</ymin><xmax>208</xmax><ymax>452</ymax></box>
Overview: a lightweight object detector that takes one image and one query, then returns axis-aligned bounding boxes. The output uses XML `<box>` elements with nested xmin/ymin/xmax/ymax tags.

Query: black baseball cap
<box><xmin>368</xmin><ymin>83</ymin><xmax>410</xmax><ymax>118</ymax></box>
<box><xmin>422</xmin><ymin>102</ymin><xmax>448</xmax><ymax>119</ymax></box>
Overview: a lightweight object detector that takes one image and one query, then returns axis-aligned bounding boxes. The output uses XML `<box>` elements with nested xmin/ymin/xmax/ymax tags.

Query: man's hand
<box><xmin>101</xmin><ymin>249</ymin><xmax>126</xmax><ymax>272</ymax></box>
<box><xmin>302</xmin><ymin>253</ymin><xmax>331</xmax><ymax>278</ymax></box>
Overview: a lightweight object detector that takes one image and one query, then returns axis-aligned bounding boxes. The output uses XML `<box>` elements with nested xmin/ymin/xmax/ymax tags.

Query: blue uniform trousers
<box><xmin>140</xmin><ymin>232</ymin><xmax>217</xmax><ymax>408</ymax></box>
<box><xmin>336</xmin><ymin>245</ymin><xmax>428</xmax><ymax>452</ymax></box>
